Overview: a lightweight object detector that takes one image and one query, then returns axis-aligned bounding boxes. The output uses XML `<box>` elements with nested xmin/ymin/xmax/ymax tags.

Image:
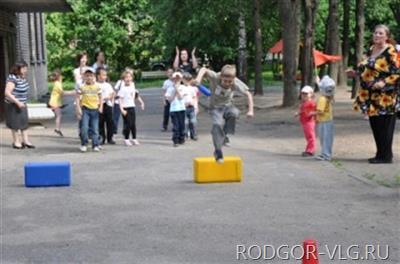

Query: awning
<box><xmin>313</xmin><ymin>49</ymin><xmax>341</xmax><ymax>67</ymax></box>
<box><xmin>268</xmin><ymin>39</ymin><xmax>342</xmax><ymax>66</ymax></box>
<box><xmin>0</xmin><ymin>0</ymin><xmax>72</xmax><ymax>12</ymax></box>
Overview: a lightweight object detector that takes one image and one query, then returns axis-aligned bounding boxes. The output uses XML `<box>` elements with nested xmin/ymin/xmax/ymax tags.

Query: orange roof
<box><xmin>269</xmin><ymin>39</ymin><xmax>283</xmax><ymax>54</ymax></box>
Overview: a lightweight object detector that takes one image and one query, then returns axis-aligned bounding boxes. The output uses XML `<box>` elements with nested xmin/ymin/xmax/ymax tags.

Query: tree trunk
<box><xmin>279</xmin><ymin>0</ymin><xmax>301</xmax><ymax>107</ymax></box>
<box><xmin>253</xmin><ymin>0</ymin><xmax>263</xmax><ymax>95</ymax></box>
<box><xmin>325</xmin><ymin>0</ymin><xmax>340</xmax><ymax>83</ymax></box>
<box><xmin>352</xmin><ymin>0</ymin><xmax>365</xmax><ymax>98</ymax></box>
<box><xmin>389</xmin><ymin>1</ymin><xmax>400</xmax><ymax>26</ymax></box>
<box><xmin>338</xmin><ymin>0</ymin><xmax>350</xmax><ymax>87</ymax></box>
<box><xmin>301</xmin><ymin>0</ymin><xmax>318</xmax><ymax>88</ymax></box>
<box><xmin>237</xmin><ymin>0</ymin><xmax>248</xmax><ymax>84</ymax></box>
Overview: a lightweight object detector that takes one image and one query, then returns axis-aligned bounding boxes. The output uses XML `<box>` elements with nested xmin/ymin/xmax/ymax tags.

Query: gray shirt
<box><xmin>206</xmin><ymin>70</ymin><xmax>249</xmax><ymax>108</ymax></box>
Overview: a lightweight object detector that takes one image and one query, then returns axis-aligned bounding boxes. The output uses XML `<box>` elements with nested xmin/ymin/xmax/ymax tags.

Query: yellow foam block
<box><xmin>193</xmin><ymin>156</ymin><xmax>242</xmax><ymax>183</ymax></box>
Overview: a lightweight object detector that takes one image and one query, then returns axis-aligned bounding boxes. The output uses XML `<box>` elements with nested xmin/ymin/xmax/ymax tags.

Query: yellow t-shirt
<box><xmin>316</xmin><ymin>96</ymin><xmax>333</xmax><ymax>122</ymax></box>
<box><xmin>48</xmin><ymin>81</ymin><xmax>63</xmax><ymax>108</ymax></box>
<box><xmin>79</xmin><ymin>84</ymin><xmax>101</xmax><ymax>109</ymax></box>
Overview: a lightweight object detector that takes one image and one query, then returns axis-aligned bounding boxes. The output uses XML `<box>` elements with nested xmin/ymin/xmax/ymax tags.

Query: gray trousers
<box><xmin>317</xmin><ymin>120</ymin><xmax>334</xmax><ymax>159</ymax></box>
<box><xmin>211</xmin><ymin>105</ymin><xmax>240</xmax><ymax>151</ymax></box>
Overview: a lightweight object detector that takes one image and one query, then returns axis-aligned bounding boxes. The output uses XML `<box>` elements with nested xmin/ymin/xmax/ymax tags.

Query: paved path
<box><xmin>1</xmin><ymin>88</ymin><xmax>399</xmax><ymax>263</ymax></box>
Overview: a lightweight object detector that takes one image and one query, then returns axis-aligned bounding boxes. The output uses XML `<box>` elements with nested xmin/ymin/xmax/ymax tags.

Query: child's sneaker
<box><xmin>93</xmin><ymin>146</ymin><xmax>100</xmax><ymax>152</ymax></box>
<box><xmin>315</xmin><ymin>154</ymin><xmax>331</xmax><ymax>161</ymax></box>
<box><xmin>131</xmin><ymin>139</ymin><xmax>140</xmax><ymax>145</ymax></box>
<box><xmin>301</xmin><ymin>152</ymin><xmax>314</xmax><ymax>157</ymax></box>
<box><xmin>54</xmin><ymin>129</ymin><xmax>64</xmax><ymax>137</ymax></box>
<box><xmin>214</xmin><ymin>149</ymin><xmax>224</xmax><ymax>164</ymax></box>
<box><xmin>80</xmin><ymin>145</ymin><xmax>87</xmax><ymax>152</ymax></box>
<box><xmin>223</xmin><ymin>136</ymin><xmax>230</xmax><ymax>147</ymax></box>
<box><xmin>124</xmin><ymin>139</ymin><xmax>132</xmax><ymax>146</ymax></box>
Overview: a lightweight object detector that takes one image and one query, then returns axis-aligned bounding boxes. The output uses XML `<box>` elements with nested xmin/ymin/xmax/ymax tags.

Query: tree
<box><xmin>338</xmin><ymin>0</ymin><xmax>351</xmax><ymax>87</ymax></box>
<box><xmin>253</xmin><ymin>0</ymin><xmax>263</xmax><ymax>95</ymax></box>
<box><xmin>46</xmin><ymin>0</ymin><xmax>162</xmax><ymax>80</ymax></box>
<box><xmin>279</xmin><ymin>0</ymin><xmax>301</xmax><ymax>107</ymax></box>
<box><xmin>301</xmin><ymin>0</ymin><xmax>318</xmax><ymax>88</ymax></box>
<box><xmin>237</xmin><ymin>0</ymin><xmax>248</xmax><ymax>83</ymax></box>
<box><xmin>352</xmin><ymin>0</ymin><xmax>365</xmax><ymax>98</ymax></box>
<box><xmin>325</xmin><ymin>0</ymin><xmax>340</xmax><ymax>83</ymax></box>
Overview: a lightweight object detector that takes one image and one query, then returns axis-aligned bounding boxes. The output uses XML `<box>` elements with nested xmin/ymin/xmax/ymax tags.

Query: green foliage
<box><xmin>46</xmin><ymin>0</ymin><xmax>400</xmax><ymax>83</ymax></box>
<box><xmin>46</xmin><ymin>0</ymin><xmax>162</xmax><ymax>82</ymax></box>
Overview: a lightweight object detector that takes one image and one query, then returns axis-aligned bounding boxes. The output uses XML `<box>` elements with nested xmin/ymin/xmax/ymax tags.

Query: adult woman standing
<box><xmin>92</xmin><ymin>51</ymin><xmax>108</xmax><ymax>72</ymax></box>
<box><xmin>73</xmin><ymin>52</ymin><xmax>88</xmax><ymax>89</ymax></box>
<box><xmin>4</xmin><ymin>61</ymin><xmax>35</xmax><ymax>149</ymax></box>
<box><xmin>354</xmin><ymin>24</ymin><xmax>399</xmax><ymax>164</ymax></box>
<box><xmin>173</xmin><ymin>47</ymin><xmax>198</xmax><ymax>75</ymax></box>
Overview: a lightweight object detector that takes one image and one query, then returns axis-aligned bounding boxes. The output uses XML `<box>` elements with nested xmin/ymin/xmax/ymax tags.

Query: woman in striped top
<box><xmin>4</xmin><ymin>61</ymin><xmax>35</xmax><ymax>149</ymax></box>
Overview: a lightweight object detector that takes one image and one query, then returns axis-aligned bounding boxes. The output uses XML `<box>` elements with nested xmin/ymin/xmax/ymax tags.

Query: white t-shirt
<box><xmin>99</xmin><ymin>81</ymin><xmax>114</xmax><ymax>107</ymax></box>
<box><xmin>114</xmin><ymin>80</ymin><xmax>124</xmax><ymax>104</ymax></box>
<box><xmin>166</xmin><ymin>85</ymin><xmax>186</xmax><ymax>112</ymax></box>
<box><xmin>162</xmin><ymin>79</ymin><xmax>174</xmax><ymax>91</ymax></box>
<box><xmin>118</xmin><ymin>82</ymin><xmax>138</xmax><ymax>108</ymax></box>
<box><xmin>181</xmin><ymin>85</ymin><xmax>198</xmax><ymax>107</ymax></box>
<box><xmin>73</xmin><ymin>67</ymin><xmax>84</xmax><ymax>89</ymax></box>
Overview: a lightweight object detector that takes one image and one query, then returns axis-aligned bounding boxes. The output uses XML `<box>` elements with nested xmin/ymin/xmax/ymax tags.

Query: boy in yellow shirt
<box><xmin>76</xmin><ymin>67</ymin><xmax>103</xmax><ymax>152</ymax></box>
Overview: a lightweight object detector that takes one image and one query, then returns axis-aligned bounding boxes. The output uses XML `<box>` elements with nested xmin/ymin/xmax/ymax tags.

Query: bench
<box><xmin>27</xmin><ymin>103</ymin><xmax>55</xmax><ymax>122</ymax></box>
<box><xmin>140</xmin><ymin>71</ymin><xmax>166</xmax><ymax>80</ymax></box>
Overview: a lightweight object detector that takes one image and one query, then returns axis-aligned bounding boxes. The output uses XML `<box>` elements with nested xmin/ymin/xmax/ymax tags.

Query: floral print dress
<box><xmin>354</xmin><ymin>44</ymin><xmax>399</xmax><ymax>116</ymax></box>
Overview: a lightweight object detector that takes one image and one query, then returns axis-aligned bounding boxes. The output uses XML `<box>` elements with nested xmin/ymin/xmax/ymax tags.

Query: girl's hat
<box><xmin>319</xmin><ymin>75</ymin><xmax>335</xmax><ymax>96</ymax></box>
<box><xmin>301</xmin><ymin>85</ymin><xmax>314</xmax><ymax>94</ymax></box>
<box><xmin>172</xmin><ymin>72</ymin><xmax>183</xmax><ymax>79</ymax></box>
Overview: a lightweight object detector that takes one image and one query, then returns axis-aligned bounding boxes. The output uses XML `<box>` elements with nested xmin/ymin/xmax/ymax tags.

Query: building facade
<box><xmin>0</xmin><ymin>0</ymin><xmax>71</xmax><ymax>121</ymax></box>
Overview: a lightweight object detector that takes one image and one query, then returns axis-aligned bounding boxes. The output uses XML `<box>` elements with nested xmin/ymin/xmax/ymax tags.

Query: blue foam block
<box><xmin>25</xmin><ymin>161</ymin><xmax>71</xmax><ymax>187</ymax></box>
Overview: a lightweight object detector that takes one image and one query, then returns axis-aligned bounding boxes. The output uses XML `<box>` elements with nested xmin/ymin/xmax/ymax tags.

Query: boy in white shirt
<box><xmin>181</xmin><ymin>72</ymin><xmax>199</xmax><ymax>140</ymax></box>
<box><xmin>161</xmin><ymin>68</ymin><xmax>174</xmax><ymax>131</ymax></box>
<box><xmin>165</xmin><ymin>72</ymin><xmax>186</xmax><ymax>147</ymax></box>
<box><xmin>96</xmin><ymin>67</ymin><xmax>115</xmax><ymax>145</ymax></box>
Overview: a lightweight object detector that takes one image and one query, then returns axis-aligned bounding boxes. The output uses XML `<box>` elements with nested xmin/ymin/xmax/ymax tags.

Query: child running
<box><xmin>118</xmin><ymin>70</ymin><xmax>145</xmax><ymax>146</ymax></box>
<box><xmin>196</xmin><ymin>65</ymin><xmax>254</xmax><ymax>163</ymax></box>
<box><xmin>48</xmin><ymin>69</ymin><xmax>75</xmax><ymax>137</ymax></box>
<box><xmin>296</xmin><ymin>85</ymin><xmax>316</xmax><ymax>157</ymax></box>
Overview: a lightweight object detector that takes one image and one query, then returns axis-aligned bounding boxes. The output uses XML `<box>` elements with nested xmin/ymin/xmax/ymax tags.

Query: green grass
<box><xmin>248</xmin><ymin>70</ymin><xmax>283</xmax><ymax>87</ymax></box>
<box><xmin>136</xmin><ymin>79</ymin><xmax>164</xmax><ymax>89</ymax></box>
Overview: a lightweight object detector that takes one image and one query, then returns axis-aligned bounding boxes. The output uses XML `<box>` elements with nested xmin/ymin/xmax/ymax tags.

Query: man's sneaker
<box><xmin>191</xmin><ymin>136</ymin><xmax>198</xmax><ymax>141</ymax></box>
<box><xmin>223</xmin><ymin>136</ymin><xmax>230</xmax><ymax>147</ymax></box>
<box><xmin>80</xmin><ymin>145</ymin><xmax>87</xmax><ymax>152</ymax></box>
<box><xmin>93</xmin><ymin>146</ymin><xmax>100</xmax><ymax>152</ymax></box>
<box><xmin>214</xmin><ymin>149</ymin><xmax>224</xmax><ymax>164</ymax></box>
<box><xmin>108</xmin><ymin>140</ymin><xmax>116</xmax><ymax>145</ymax></box>
<box><xmin>124</xmin><ymin>139</ymin><xmax>132</xmax><ymax>146</ymax></box>
<box><xmin>131</xmin><ymin>139</ymin><xmax>140</xmax><ymax>145</ymax></box>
